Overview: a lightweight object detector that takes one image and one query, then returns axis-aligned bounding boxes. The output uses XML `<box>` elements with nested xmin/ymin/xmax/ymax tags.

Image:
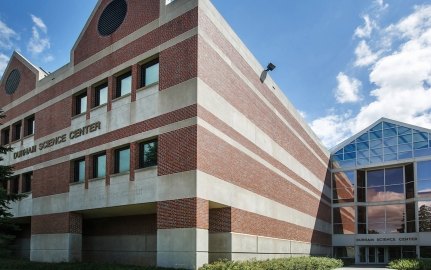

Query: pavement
<box><xmin>335</xmin><ymin>266</ymin><xmax>394</xmax><ymax>270</ymax></box>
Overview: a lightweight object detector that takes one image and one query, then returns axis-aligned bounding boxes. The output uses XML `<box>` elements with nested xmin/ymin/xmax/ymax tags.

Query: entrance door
<box><xmin>358</xmin><ymin>247</ymin><xmax>387</xmax><ymax>264</ymax></box>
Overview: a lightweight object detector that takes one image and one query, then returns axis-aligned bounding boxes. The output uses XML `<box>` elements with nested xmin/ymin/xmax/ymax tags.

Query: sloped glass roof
<box><xmin>332</xmin><ymin>121</ymin><xmax>431</xmax><ymax>169</ymax></box>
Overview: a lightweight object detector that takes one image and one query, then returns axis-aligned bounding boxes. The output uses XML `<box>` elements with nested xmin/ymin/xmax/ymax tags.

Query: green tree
<box><xmin>0</xmin><ymin>110</ymin><xmax>23</xmax><ymax>257</ymax></box>
<box><xmin>419</xmin><ymin>204</ymin><xmax>431</xmax><ymax>232</ymax></box>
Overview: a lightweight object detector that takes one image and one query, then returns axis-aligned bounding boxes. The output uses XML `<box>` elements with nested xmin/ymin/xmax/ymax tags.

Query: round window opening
<box><xmin>97</xmin><ymin>0</ymin><xmax>128</xmax><ymax>36</ymax></box>
<box><xmin>5</xmin><ymin>69</ymin><xmax>21</xmax><ymax>95</ymax></box>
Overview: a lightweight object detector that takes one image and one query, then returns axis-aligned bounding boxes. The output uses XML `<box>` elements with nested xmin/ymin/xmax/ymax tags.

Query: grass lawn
<box><xmin>0</xmin><ymin>258</ymin><xmax>180</xmax><ymax>270</ymax></box>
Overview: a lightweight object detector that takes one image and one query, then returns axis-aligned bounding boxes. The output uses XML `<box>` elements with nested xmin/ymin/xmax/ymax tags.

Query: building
<box><xmin>0</xmin><ymin>0</ymin><xmax>332</xmax><ymax>269</ymax></box>
<box><xmin>332</xmin><ymin>118</ymin><xmax>431</xmax><ymax>264</ymax></box>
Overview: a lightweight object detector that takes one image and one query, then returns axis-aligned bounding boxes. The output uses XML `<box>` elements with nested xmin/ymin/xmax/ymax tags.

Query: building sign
<box><xmin>13</xmin><ymin>121</ymin><xmax>101</xmax><ymax>159</ymax></box>
<box><xmin>356</xmin><ymin>236</ymin><xmax>418</xmax><ymax>245</ymax></box>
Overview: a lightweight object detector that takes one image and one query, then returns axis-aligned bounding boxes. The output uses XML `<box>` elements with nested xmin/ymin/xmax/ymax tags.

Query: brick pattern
<box><xmin>33</xmin><ymin>162</ymin><xmax>70</xmax><ymax>198</ymax></box>
<box><xmin>197</xmin><ymin>28</ymin><xmax>330</xmax><ymax>182</ymax></box>
<box><xmin>13</xmin><ymin>104</ymin><xmax>197</xmax><ymax>171</ymax></box>
<box><xmin>197</xmin><ymin>126</ymin><xmax>331</xmax><ymax>223</ymax></box>
<box><xmin>0</xmin><ymin>57</ymin><xmax>37</xmax><ymax>109</ymax></box>
<box><xmin>198</xmin><ymin>105</ymin><xmax>331</xmax><ymax>204</ymax></box>
<box><xmin>73</xmin><ymin>0</ymin><xmax>160</xmax><ymax>64</ymax></box>
<box><xmin>209</xmin><ymin>208</ymin><xmax>232</xmax><ymax>233</ymax></box>
<box><xmin>31</xmin><ymin>212</ymin><xmax>82</xmax><ymax>235</ymax></box>
<box><xmin>230</xmin><ymin>208</ymin><xmax>331</xmax><ymax>246</ymax></box>
<box><xmin>159</xmin><ymin>36</ymin><xmax>198</xmax><ymax>90</ymax></box>
<box><xmin>199</xmin><ymin>13</ymin><xmax>329</xmax><ymax>163</ymax></box>
<box><xmin>157</xmin><ymin>198</ymin><xmax>208</xmax><ymax>229</ymax></box>
<box><xmin>83</xmin><ymin>214</ymin><xmax>157</xmax><ymax>236</ymax></box>
<box><xmin>158</xmin><ymin>125</ymin><xmax>197</xmax><ymax>176</ymax></box>
<box><xmin>2</xmin><ymin>8</ymin><xmax>198</xmax><ymax>125</ymax></box>
<box><xmin>35</xmin><ymin>98</ymin><xmax>72</xmax><ymax>139</ymax></box>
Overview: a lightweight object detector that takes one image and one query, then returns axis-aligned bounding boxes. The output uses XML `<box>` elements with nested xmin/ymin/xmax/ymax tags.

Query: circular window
<box><xmin>5</xmin><ymin>69</ymin><xmax>21</xmax><ymax>95</ymax></box>
<box><xmin>97</xmin><ymin>0</ymin><xmax>128</xmax><ymax>36</ymax></box>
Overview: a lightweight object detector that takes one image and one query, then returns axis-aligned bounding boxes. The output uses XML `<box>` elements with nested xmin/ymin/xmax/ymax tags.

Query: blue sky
<box><xmin>1</xmin><ymin>0</ymin><xmax>431</xmax><ymax>148</ymax></box>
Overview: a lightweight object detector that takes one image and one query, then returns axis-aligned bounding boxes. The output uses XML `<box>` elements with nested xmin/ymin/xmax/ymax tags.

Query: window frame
<box><xmin>1</xmin><ymin>127</ymin><xmax>10</xmax><ymax>146</ymax></box>
<box><xmin>9</xmin><ymin>176</ymin><xmax>19</xmax><ymax>194</ymax></box>
<box><xmin>115</xmin><ymin>71</ymin><xmax>132</xmax><ymax>98</ymax></box>
<box><xmin>93</xmin><ymin>152</ymin><xmax>107</xmax><ymax>179</ymax></box>
<box><xmin>139</xmin><ymin>139</ymin><xmax>158</xmax><ymax>168</ymax></box>
<box><xmin>22</xmin><ymin>172</ymin><xmax>33</xmax><ymax>193</ymax></box>
<box><xmin>73</xmin><ymin>158</ymin><xmax>86</xmax><ymax>183</ymax></box>
<box><xmin>140</xmin><ymin>58</ymin><xmax>159</xmax><ymax>88</ymax></box>
<box><xmin>12</xmin><ymin>121</ymin><xmax>22</xmax><ymax>142</ymax></box>
<box><xmin>74</xmin><ymin>91</ymin><xmax>87</xmax><ymax>116</ymax></box>
<box><xmin>114</xmin><ymin>146</ymin><xmax>130</xmax><ymax>174</ymax></box>
<box><xmin>24</xmin><ymin>115</ymin><xmax>35</xmax><ymax>137</ymax></box>
<box><xmin>94</xmin><ymin>82</ymin><xmax>108</xmax><ymax>107</ymax></box>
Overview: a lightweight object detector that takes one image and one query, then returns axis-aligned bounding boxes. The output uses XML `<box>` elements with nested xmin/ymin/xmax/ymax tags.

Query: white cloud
<box><xmin>355</xmin><ymin>15</ymin><xmax>375</xmax><ymax>38</ymax></box>
<box><xmin>335</xmin><ymin>72</ymin><xmax>362</xmax><ymax>103</ymax></box>
<box><xmin>0</xmin><ymin>20</ymin><xmax>18</xmax><ymax>49</ymax></box>
<box><xmin>375</xmin><ymin>0</ymin><xmax>389</xmax><ymax>10</ymax></box>
<box><xmin>0</xmin><ymin>53</ymin><xmax>9</xmax><ymax>76</ymax></box>
<box><xmin>27</xmin><ymin>15</ymin><xmax>50</xmax><ymax>56</ymax></box>
<box><xmin>43</xmin><ymin>54</ymin><xmax>54</xmax><ymax>63</ymax></box>
<box><xmin>354</xmin><ymin>40</ymin><xmax>379</xmax><ymax>66</ymax></box>
<box><xmin>30</xmin><ymin>14</ymin><xmax>47</xmax><ymax>33</ymax></box>
<box><xmin>313</xmin><ymin>5</ymin><xmax>431</xmax><ymax>148</ymax></box>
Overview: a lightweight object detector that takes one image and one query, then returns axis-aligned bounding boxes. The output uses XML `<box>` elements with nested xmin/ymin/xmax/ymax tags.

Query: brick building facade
<box><xmin>0</xmin><ymin>0</ymin><xmax>331</xmax><ymax>268</ymax></box>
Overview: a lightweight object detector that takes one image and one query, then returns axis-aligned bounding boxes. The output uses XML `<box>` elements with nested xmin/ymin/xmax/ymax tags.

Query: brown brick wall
<box><xmin>13</xmin><ymin>105</ymin><xmax>197</xmax><ymax>171</ymax></box>
<box><xmin>31</xmin><ymin>212</ymin><xmax>82</xmax><ymax>235</ymax></box>
<box><xmin>35</xmin><ymin>98</ymin><xmax>72</xmax><ymax>139</ymax></box>
<box><xmin>83</xmin><ymin>214</ymin><xmax>157</xmax><ymax>236</ymax></box>
<box><xmin>197</xmin><ymin>25</ymin><xmax>330</xmax><ymax>183</ymax></box>
<box><xmin>157</xmin><ymin>198</ymin><xmax>208</xmax><ymax>229</ymax></box>
<box><xmin>197</xmin><ymin>125</ymin><xmax>331</xmax><ymax>223</ymax></box>
<box><xmin>3</xmin><ymin>9</ymin><xmax>198</xmax><ymax>127</ymax></box>
<box><xmin>159</xmin><ymin>36</ymin><xmax>198</xmax><ymax>90</ymax></box>
<box><xmin>0</xmin><ymin>57</ymin><xmax>37</xmax><ymax>109</ymax></box>
<box><xmin>32</xmin><ymin>162</ymin><xmax>70</xmax><ymax>198</ymax></box>
<box><xmin>158</xmin><ymin>125</ymin><xmax>197</xmax><ymax>176</ymax></box>
<box><xmin>199</xmin><ymin>12</ymin><xmax>329</xmax><ymax>164</ymax></box>
<box><xmin>73</xmin><ymin>0</ymin><xmax>160</xmax><ymax>64</ymax></box>
<box><xmin>209</xmin><ymin>207</ymin><xmax>232</xmax><ymax>233</ymax></box>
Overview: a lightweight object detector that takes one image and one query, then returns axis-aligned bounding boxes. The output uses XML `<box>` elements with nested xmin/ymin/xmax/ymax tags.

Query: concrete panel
<box><xmin>157</xmin><ymin>228</ymin><xmax>208</xmax><ymax>252</ymax></box>
<box><xmin>290</xmin><ymin>241</ymin><xmax>311</xmax><ymax>254</ymax></box>
<box><xmin>209</xmin><ymin>233</ymin><xmax>231</xmax><ymax>253</ymax></box>
<box><xmin>9</xmin><ymin>194</ymin><xmax>32</xmax><ymax>217</ymax></box>
<box><xmin>231</xmin><ymin>233</ymin><xmax>257</xmax><ymax>253</ymax></box>
<box><xmin>32</xmin><ymin>193</ymin><xmax>69</xmax><ymax>215</ymax></box>
<box><xmin>31</xmin><ymin>233</ymin><xmax>82</xmax><ymax>263</ymax></box>
<box><xmin>157</xmin><ymin>251</ymin><xmax>208</xmax><ymax>270</ymax></box>
<box><xmin>258</xmin><ymin>236</ymin><xmax>291</xmax><ymax>254</ymax></box>
<box><xmin>333</xmin><ymin>234</ymin><xmax>355</xmax><ymax>246</ymax></box>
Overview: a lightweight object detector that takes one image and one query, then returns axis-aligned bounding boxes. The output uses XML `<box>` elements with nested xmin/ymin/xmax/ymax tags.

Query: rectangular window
<box><xmin>421</xmin><ymin>247</ymin><xmax>431</xmax><ymax>258</ymax></box>
<box><xmin>74</xmin><ymin>91</ymin><xmax>87</xmax><ymax>115</ymax></box>
<box><xmin>116</xmin><ymin>71</ymin><xmax>132</xmax><ymax>98</ymax></box>
<box><xmin>139</xmin><ymin>139</ymin><xmax>158</xmax><ymax>168</ymax></box>
<box><xmin>115</xmin><ymin>146</ymin><xmax>130</xmax><ymax>173</ymax></box>
<box><xmin>22</xmin><ymin>172</ymin><xmax>32</xmax><ymax>193</ymax></box>
<box><xmin>1</xmin><ymin>127</ymin><xmax>10</xmax><ymax>145</ymax></box>
<box><xmin>333</xmin><ymin>206</ymin><xmax>355</xmax><ymax>234</ymax></box>
<box><xmin>73</xmin><ymin>158</ymin><xmax>85</xmax><ymax>183</ymax></box>
<box><xmin>140</xmin><ymin>58</ymin><xmax>159</xmax><ymax>87</ymax></box>
<box><xmin>12</xmin><ymin>121</ymin><xmax>22</xmax><ymax>141</ymax></box>
<box><xmin>93</xmin><ymin>153</ymin><xmax>106</xmax><ymax>178</ymax></box>
<box><xmin>24</xmin><ymin>115</ymin><xmax>35</xmax><ymax>136</ymax></box>
<box><xmin>94</xmin><ymin>83</ymin><xmax>108</xmax><ymax>107</ymax></box>
<box><xmin>9</xmin><ymin>177</ymin><xmax>19</xmax><ymax>194</ymax></box>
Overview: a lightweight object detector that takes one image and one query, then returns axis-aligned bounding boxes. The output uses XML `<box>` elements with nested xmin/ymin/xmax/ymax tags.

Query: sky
<box><xmin>0</xmin><ymin>0</ymin><xmax>431</xmax><ymax>149</ymax></box>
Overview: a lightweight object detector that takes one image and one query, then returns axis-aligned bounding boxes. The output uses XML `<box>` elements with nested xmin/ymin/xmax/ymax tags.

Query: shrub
<box><xmin>199</xmin><ymin>256</ymin><xmax>343</xmax><ymax>270</ymax></box>
<box><xmin>389</xmin><ymin>259</ymin><xmax>422</xmax><ymax>270</ymax></box>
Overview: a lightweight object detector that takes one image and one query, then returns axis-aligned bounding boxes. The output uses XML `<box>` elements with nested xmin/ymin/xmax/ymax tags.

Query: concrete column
<box><xmin>30</xmin><ymin>212</ymin><xmax>82</xmax><ymax>263</ymax></box>
<box><xmin>106</xmin><ymin>148</ymin><xmax>113</xmax><ymax>186</ymax></box>
<box><xmin>130</xmin><ymin>142</ymin><xmax>138</xmax><ymax>181</ymax></box>
<box><xmin>157</xmin><ymin>198</ymin><xmax>209</xmax><ymax>269</ymax></box>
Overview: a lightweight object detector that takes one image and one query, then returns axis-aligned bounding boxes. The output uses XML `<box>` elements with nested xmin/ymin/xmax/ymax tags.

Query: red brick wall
<box><xmin>197</xmin><ymin>126</ymin><xmax>331</xmax><ymax>224</ymax></box>
<box><xmin>209</xmin><ymin>208</ymin><xmax>232</xmax><ymax>233</ymax></box>
<box><xmin>157</xmin><ymin>198</ymin><xmax>208</xmax><ymax>229</ymax></box>
<box><xmin>158</xmin><ymin>125</ymin><xmax>197</xmax><ymax>176</ymax></box>
<box><xmin>73</xmin><ymin>0</ymin><xmax>160</xmax><ymax>64</ymax></box>
<box><xmin>32</xmin><ymin>162</ymin><xmax>70</xmax><ymax>198</ymax></box>
<box><xmin>83</xmin><ymin>214</ymin><xmax>157</xmax><ymax>236</ymax></box>
<box><xmin>197</xmin><ymin>29</ymin><xmax>329</xmax><ymax>183</ymax></box>
<box><xmin>35</xmin><ymin>98</ymin><xmax>72</xmax><ymax>139</ymax></box>
<box><xmin>159</xmin><ymin>36</ymin><xmax>198</xmax><ymax>90</ymax></box>
<box><xmin>32</xmin><ymin>212</ymin><xmax>82</xmax><ymax>234</ymax></box>
<box><xmin>0</xmin><ymin>57</ymin><xmax>37</xmax><ymax>110</ymax></box>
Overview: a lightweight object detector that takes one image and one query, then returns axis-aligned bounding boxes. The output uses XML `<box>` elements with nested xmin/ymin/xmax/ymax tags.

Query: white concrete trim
<box><xmin>197</xmin><ymin>117</ymin><xmax>331</xmax><ymax>204</ymax></box>
<box><xmin>197</xmin><ymin>80</ymin><xmax>331</xmax><ymax>199</ymax></box>
<box><xmin>199</xmin><ymin>1</ymin><xmax>328</xmax><ymax>155</ymax></box>
<box><xmin>197</xmin><ymin>171</ymin><xmax>331</xmax><ymax>234</ymax></box>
